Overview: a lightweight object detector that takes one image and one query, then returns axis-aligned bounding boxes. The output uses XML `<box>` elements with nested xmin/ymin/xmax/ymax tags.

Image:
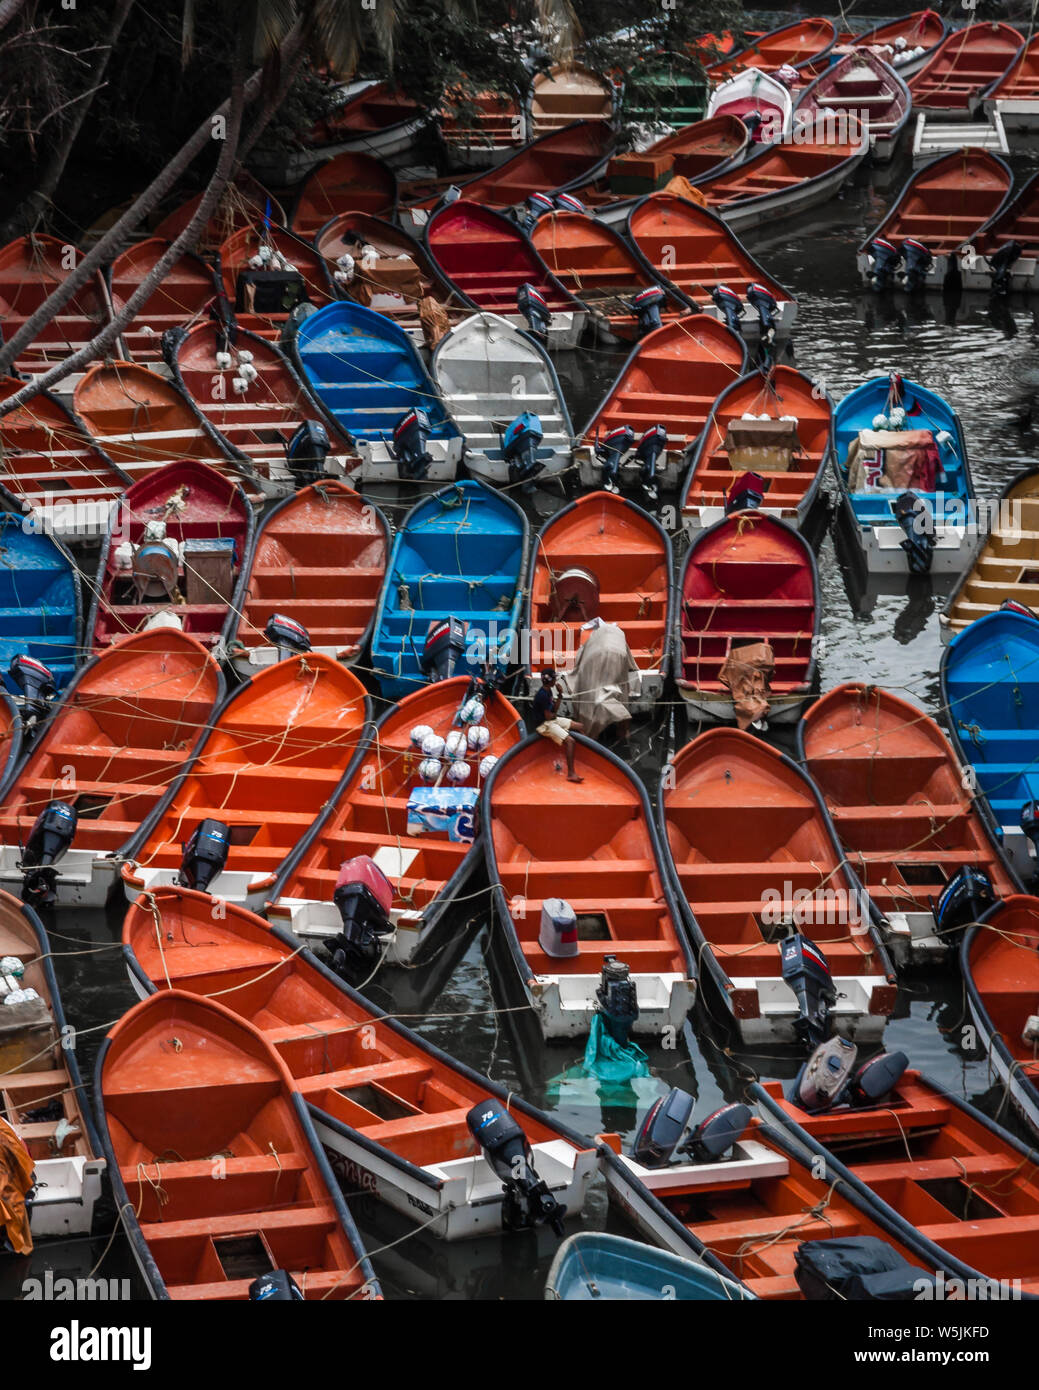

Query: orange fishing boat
<box><xmin>626</xmin><ymin>193</ymin><xmax>797</xmax><ymax>336</ymax></box>
<box><xmin>966</xmin><ymin>171</ymin><xmax>1039</xmax><ymax>292</ymax></box>
<box><xmin>574</xmin><ymin>114</ymin><xmax>750</xmax><ymax>215</ymax></box>
<box><xmin>682</xmin><ymin>365</ymin><xmax>832</xmax><ymax>530</ymax></box>
<box><xmin>707</xmin><ymin>17</ymin><xmax>836</xmax><ymax>78</ymax></box>
<box><xmin>165</xmin><ymin>320</ymin><xmax>353</xmax><ymax>487</ymax></box>
<box><xmin>267</xmin><ymin>675</ymin><xmax>524</xmax><ymax>964</ymax></box>
<box><xmin>0</xmin><ymin>629</ymin><xmax>223</xmax><ymax>907</ymax></box>
<box><xmin>0</xmin><ymin>692</ymin><xmax>20</xmax><ymax>801</ymax></box>
<box><xmin>0</xmin><ymin>234</ymin><xmax>108</xmax><ymax>373</ymax></box>
<box><xmin>309</xmin><ymin>81</ymin><xmax>425</xmax><ymax>160</ymax></box>
<box><xmin>87</xmin><ymin>460</ymin><xmax>253</xmax><ymax>653</ymax></box>
<box><xmin>854</xmin><ymin>9</ymin><xmax>948</xmax><ymax>77</ymax></box>
<box><xmin>858</xmin><ymin>149</ymin><xmax>1013</xmax><ymax>292</ymax></box>
<box><xmin>524</xmin><ymin>491</ymin><xmax>673</xmax><ymax>705</ymax></box>
<box><xmin>658</xmin><ymin>728</ymin><xmax>895</xmax><ymax>1043</ymax></box>
<box><xmin>0</xmin><ymin>890</ymin><xmax>104</xmax><ymax>1238</ymax></box>
<box><xmin>0</xmin><ymin>377</ymin><xmax>128</xmax><ymax>539</ymax></box>
<box><xmin>483</xmin><ymin>733</ymin><xmax>696</xmax><ymax>1039</ymax></box>
<box><xmin>95</xmin><ymin>988</ymin><xmax>378</xmax><ymax>1300</ymax></box>
<box><xmin>941</xmin><ymin>467</ymin><xmax>1039</xmax><ymax>633</ymax></box>
<box><xmin>152</xmin><ymin>174</ymin><xmax>286</xmax><ymax>254</ymax></box>
<box><xmin>530</xmin><ymin>210</ymin><xmax>685</xmax><ymax>341</ymax></box>
<box><xmin>908</xmin><ymin>20</ymin><xmax>1023</xmax><ymax>116</ymax></box>
<box><xmin>120</xmin><ymin>653</ymin><xmax>369</xmax><ymax>911</ymax></box>
<box><xmin>799</xmin><ymin>683</ymin><xmax>1019</xmax><ymax>968</ymax></box>
<box><xmin>230</xmin><ymin>480</ymin><xmax>388</xmax><ymax>678</ymax></box>
<box><xmin>439</xmin><ymin>88</ymin><xmax>526</xmax><ymax>167</ymax></box>
<box><xmin>217</xmin><ymin>224</ymin><xmax>334</xmax><ymax>339</ymax></box>
<box><xmin>986</xmin><ymin>33</ymin><xmax>1039</xmax><ymax>128</ymax></box>
<box><xmin>576</xmin><ymin>315</ymin><xmax>746</xmax><ymax>492</ymax></box>
<box><xmin>107</xmin><ymin>239</ymin><xmax>218</xmax><ymax>362</ymax></box>
<box><xmin>123</xmin><ymin>886</ymin><xmax>597</xmax><ymax>1239</ymax></box>
<box><xmin>290</xmin><ymin>152</ymin><xmax>397</xmax><ymax>240</ymax></box>
<box><xmin>677</xmin><ymin>510</ymin><xmax>817</xmax><ymax>725</ymax></box>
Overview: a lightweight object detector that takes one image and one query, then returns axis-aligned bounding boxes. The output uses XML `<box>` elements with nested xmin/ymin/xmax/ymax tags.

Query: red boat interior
<box><xmin>708</xmin><ymin>17</ymin><xmax>837</xmax><ymax>78</ymax></box>
<box><xmin>979</xmin><ymin>170</ymin><xmax>1039</xmax><ymax>257</ymax></box>
<box><xmin>596</xmin><ymin>115</ymin><xmax>748</xmax><ymax>198</ymax></box>
<box><xmin>908</xmin><ymin>22</ymin><xmax>1023</xmax><ymax>110</ymax></box>
<box><xmin>698</xmin><ymin>125</ymin><xmax>863</xmax><ymax>208</ymax></box>
<box><xmin>108</xmin><ymin>240</ymin><xmax>217</xmax><ymax>362</ymax></box>
<box><xmin>440</xmin><ymin>89</ymin><xmax>524</xmax><ymax>148</ymax></box>
<box><xmin>290</xmin><ymin>153</ymin><xmax>398</xmax><ymax>239</ymax></box>
<box><xmin>153</xmin><ymin>177</ymin><xmax>286</xmax><ymax>255</ymax></box>
<box><xmin>217</xmin><ymin>225</ymin><xmax>334</xmax><ymax>336</ymax></box>
<box><xmin>857</xmin><ymin>9</ymin><xmax>946</xmax><ymax>54</ymax></box>
<box><xmin>312</xmin><ymin>84</ymin><xmax>422</xmax><ymax>142</ymax></box>
<box><xmin>989</xmin><ymin>34</ymin><xmax>1039</xmax><ymax>98</ymax></box>
<box><xmin>966</xmin><ymin>897</ymin><xmax>1039</xmax><ymax>1084</ymax></box>
<box><xmin>863</xmin><ymin>149</ymin><xmax>1012</xmax><ymax>256</ymax></box>
<box><xmin>0</xmin><ymin>376</ymin><xmax>127</xmax><ymax>512</ymax></box>
<box><xmin>799</xmin><ymin>53</ymin><xmax>906</xmax><ymax>135</ymax></box>
<box><xmin>426</xmin><ymin>200</ymin><xmax>578</xmax><ymax>315</ymax></box>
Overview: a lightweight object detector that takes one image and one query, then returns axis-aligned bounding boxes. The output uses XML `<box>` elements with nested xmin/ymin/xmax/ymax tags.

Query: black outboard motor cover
<box><xmin>633</xmin><ymin>424</ymin><xmax>666</xmax><ymax>501</ymax></box>
<box><xmin>901</xmin><ymin>237</ymin><xmax>933</xmax><ymax>293</ymax></box>
<box><xmin>989</xmin><ymin>238</ymin><xmax>1022</xmax><ymax>296</ymax></box>
<box><xmin>517</xmin><ymin>282</ymin><xmax>551</xmax><ymax>339</ymax></box>
<box><xmin>521</xmin><ymin>191</ymin><xmax>555</xmax><ymax>234</ymax></box>
<box><xmin>594</xmin><ymin>424</ymin><xmax>634</xmax><ymax>493</ymax></box>
<box><xmin>629</xmin><ymin>286</ymin><xmax>666</xmax><ymax>337</ymax></box>
<box><xmin>726</xmin><ymin>470</ymin><xmax>766</xmax><ymax>514</ymax></box>
<box><xmin>892</xmin><ymin>490</ymin><xmax>935</xmax><ymax>575</ymax></box>
<box><xmin>421</xmin><ymin>616</ymin><xmax>467</xmax><ymax>683</ymax></box>
<box><xmin>869</xmin><ymin>237</ymin><xmax>902</xmax><ymax>292</ymax></box>
<box><xmin>466</xmin><ymin>1099</ymin><xmax>566</xmax><ymax>1235</ymax></box>
<box><xmin>264</xmin><ymin>612</ymin><xmax>312</xmax><ymax>656</ymax></box>
<box><xmin>851</xmin><ymin>1050</ymin><xmax>908</xmax><ymax>1106</ymax></box>
<box><xmin>795</xmin><ymin>1237</ymin><xmax>935</xmax><ymax>1301</ymax></box>
<box><xmin>8</xmin><ymin>654</ymin><xmax>56</xmax><ymax>708</ymax></box>
<box><xmin>177</xmin><ymin>819</ymin><xmax>231</xmax><ymax>893</ymax></box>
<box><xmin>21</xmin><ymin>801</ymin><xmax>77</xmax><ymax>904</ymax></box>
<box><xmin>791</xmin><ymin>1036</ymin><xmax>857</xmax><ymax>1112</ymax></box>
<box><xmin>235</xmin><ymin>269</ymin><xmax>307</xmax><ymax>316</ymax></box>
<box><xmin>595</xmin><ymin>954</ymin><xmax>639</xmax><ymax>1044</ymax></box>
<box><xmin>1001</xmin><ymin>598</ymin><xmax>1039</xmax><ymax>622</ymax></box>
<box><xmin>933</xmin><ymin>865</ymin><xmax>994</xmax><ymax>934</ymax></box>
<box><xmin>631</xmin><ymin>1088</ymin><xmax>694</xmax><ymax>1168</ymax></box>
<box><xmin>746</xmin><ymin>282</ymin><xmax>779</xmax><ymax>340</ymax></box>
<box><xmin>284</xmin><ymin>419</ymin><xmax>331</xmax><ymax>487</ymax></box>
<box><xmin>683</xmin><ymin>1102</ymin><xmax>751</xmax><ymax>1161</ymax></box>
<box><xmin>710</xmin><ymin>284</ymin><xmax>744</xmax><ymax>335</ymax></box>
<box><xmin>391</xmin><ymin>407</ymin><xmax>433</xmax><ymax>480</ymax></box>
<box><xmin>554</xmin><ymin>192</ymin><xmax>585</xmax><ymax>214</ymax></box>
<box><xmin>249</xmin><ymin>1270</ymin><xmax>304</xmax><ymax>1301</ymax></box>
<box><xmin>779</xmin><ymin>933</ymin><xmax>836</xmax><ymax>1047</ymax></box>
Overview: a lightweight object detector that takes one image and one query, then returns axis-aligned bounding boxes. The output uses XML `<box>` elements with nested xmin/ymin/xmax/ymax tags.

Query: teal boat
<box><xmin>545</xmin><ymin>1232</ymin><xmax>755</xmax><ymax>1300</ymax></box>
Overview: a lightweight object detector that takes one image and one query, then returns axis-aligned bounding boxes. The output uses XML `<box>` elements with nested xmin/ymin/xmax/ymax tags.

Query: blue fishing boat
<box><xmin>940</xmin><ymin>606</ymin><xmax>1039</xmax><ymax>881</ymax></box>
<box><xmin>545</xmin><ymin>1232</ymin><xmax>755</xmax><ymax>1300</ymax></box>
<box><xmin>369</xmin><ymin>479</ymin><xmax>528</xmax><ymax>700</ymax></box>
<box><xmin>292</xmin><ymin>300</ymin><xmax>464</xmax><ymax>482</ymax></box>
<box><xmin>833</xmin><ymin>372</ymin><xmax>976</xmax><ymax>574</ymax></box>
<box><xmin>0</xmin><ymin>514</ymin><xmax>80</xmax><ymax>693</ymax></box>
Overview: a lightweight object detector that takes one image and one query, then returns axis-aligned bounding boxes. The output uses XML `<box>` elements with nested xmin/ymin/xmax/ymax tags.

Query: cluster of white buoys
<box><xmin>872</xmin><ymin>406</ymin><xmax>907</xmax><ymax>430</ymax></box>
<box><xmin>876</xmin><ymin>40</ymin><xmax>925</xmax><ymax>65</ymax></box>
<box><xmin>410</xmin><ymin>712</ymin><xmax>496</xmax><ymax>786</ymax></box>
<box><xmin>249</xmin><ymin>244</ymin><xmax>296</xmax><ymax>273</ymax></box>
<box><xmin>212</xmin><ymin>346</ymin><xmax>259</xmax><ymax>396</ymax></box>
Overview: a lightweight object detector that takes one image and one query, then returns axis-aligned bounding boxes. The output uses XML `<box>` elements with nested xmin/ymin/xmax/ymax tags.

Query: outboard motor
<box><xmin>779</xmin><ymin>933</ymin><xmax>836</xmax><ymax>1047</ymax></box>
<box><xmin>868</xmin><ymin>237</ymin><xmax>902</xmax><ymax>293</ymax></box>
<box><xmin>892</xmin><ymin>490</ymin><xmax>935</xmax><ymax>575</ymax></box>
<box><xmin>628</xmin><ymin>286</ymin><xmax>666</xmax><ymax>337</ymax></box>
<box><xmin>517</xmin><ymin>282</ymin><xmax>551</xmax><ymax>340</ymax></box>
<box><xmin>741</xmin><ymin>111</ymin><xmax>764</xmax><ymax>142</ymax></box>
<box><xmin>8</xmin><ymin>654</ymin><xmax>56</xmax><ymax>731</ymax></box>
<box><xmin>633</xmin><ymin>424</ymin><xmax>667</xmax><ymax>502</ymax></box>
<box><xmin>501</xmin><ymin>410</ymin><xmax>544</xmax><ymax>489</ymax></box>
<box><xmin>434</xmin><ymin>185</ymin><xmax>463</xmax><ymax>215</ymax></box>
<box><xmin>726</xmin><ymin>470</ymin><xmax>766</xmax><ymax>514</ymax></box>
<box><xmin>327</xmin><ymin>856</ymin><xmax>393</xmax><ymax>964</ymax></box>
<box><xmin>264</xmin><ymin>613</ymin><xmax>311</xmax><ymax>660</ymax></box>
<box><xmin>746</xmin><ymin>282</ymin><xmax>779</xmax><ymax>342</ymax></box>
<box><xmin>632</xmin><ymin>1088</ymin><xmax>694</xmax><ymax>1167</ymax></box>
<box><xmin>791</xmin><ymin>1036</ymin><xmax>858</xmax><ymax>1112</ymax></box>
<box><xmin>284</xmin><ymin>419</ymin><xmax>331</xmax><ymax>487</ymax></box>
<box><xmin>177</xmin><ymin>818</ymin><xmax>230</xmax><ymax>893</ymax></box>
<box><xmin>933</xmin><ymin>865</ymin><xmax>994</xmax><ymax>935</ymax></box>
<box><xmin>711</xmin><ymin>284</ymin><xmax>744</xmax><ymax>335</ymax></box>
<box><xmin>595</xmin><ymin>954</ymin><xmax>639</xmax><ymax>1044</ymax></box>
<box><xmin>594</xmin><ymin>424</ymin><xmax>634</xmax><ymax>494</ymax></box>
<box><xmin>681</xmin><ymin>1102</ymin><xmax>751</xmax><ymax>1161</ymax></box>
<box><xmin>1001</xmin><ymin>598</ymin><xmax>1039</xmax><ymax>622</ymax></box>
<box><xmin>850</xmin><ymin>1050</ymin><xmax>907</xmax><ymax>1106</ymax></box>
<box><xmin>1021</xmin><ymin>801</ymin><xmax>1039</xmax><ymax>883</ymax></box>
<box><xmin>554</xmin><ymin>192</ymin><xmax>585</xmax><ymax>214</ymax></box>
<box><xmin>421</xmin><ymin>616</ymin><xmax>467</xmax><ymax>683</ymax></box>
<box><xmin>901</xmin><ymin>237</ymin><xmax>932</xmax><ymax>293</ymax></box>
<box><xmin>989</xmin><ymin>238</ymin><xmax>1022</xmax><ymax>296</ymax></box>
<box><xmin>520</xmin><ymin>191</ymin><xmax>555</xmax><ymax>234</ymax></box>
<box><xmin>249</xmin><ymin>1271</ymin><xmax>303</xmax><ymax>1301</ymax></box>
<box><xmin>20</xmin><ymin>801</ymin><xmax>77</xmax><ymax>906</ymax></box>
<box><xmin>466</xmin><ymin>1099</ymin><xmax>566</xmax><ymax>1235</ymax></box>
<box><xmin>390</xmin><ymin>407</ymin><xmax>433</xmax><ymax>481</ymax></box>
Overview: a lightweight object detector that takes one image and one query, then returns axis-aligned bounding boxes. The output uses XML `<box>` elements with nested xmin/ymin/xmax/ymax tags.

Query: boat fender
<box><xmin>478</xmin><ymin>754</ymin><xmax>497</xmax><ymax>779</ymax></box>
<box><xmin>868</xmin><ymin>237</ymin><xmax>901</xmax><ymax>292</ymax></box>
<box><xmin>517</xmin><ymin>282</ymin><xmax>551</xmax><ymax>340</ymax></box>
<box><xmin>1023</xmin><ymin>1016</ymin><xmax>1039</xmax><ymax>1046</ymax></box>
<box><xmin>446</xmin><ymin>759</ymin><xmax>471</xmax><ymax>783</ymax></box>
<box><xmin>629</xmin><ymin>286</ymin><xmax>666</xmax><ymax>338</ymax></box>
<box><xmin>779</xmin><ymin>933</ymin><xmax>837</xmax><ymax>1048</ymax></box>
<box><xmin>538</xmin><ymin>898</ymin><xmax>579</xmax><ymax>959</ymax></box>
<box><xmin>710</xmin><ymin>284</ymin><xmax>744</xmax><ymax>336</ymax></box>
<box><xmin>790</xmin><ymin>1036</ymin><xmax>858</xmax><ymax>1112</ymax></box>
<box><xmin>850</xmin><ymin>1050</ymin><xmax>908</xmax><ymax>1106</ymax></box>
<box><xmin>215</xmin><ymin>351</ymin><xmax>233</xmax><ymax>370</ymax></box>
<box><xmin>634</xmin><ymin>423</ymin><xmax>667</xmax><ymax>502</ymax></box>
<box><xmin>989</xmin><ymin>239</ymin><xmax>1021</xmax><ymax>296</ymax></box>
<box><xmin>467</xmin><ymin>724</ymin><xmax>490</xmax><ymax>751</ymax></box>
<box><xmin>232</xmin><ymin>376</ymin><xmax>249</xmax><ymax>394</ymax></box>
<box><xmin>20</xmin><ymin>801</ymin><xmax>77</xmax><ymax>907</ymax></box>
<box><xmin>419</xmin><ymin>758</ymin><xmax>441</xmax><ymax>782</ymax></box>
<box><xmin>466</xmin><ymin>1100</ymin><xmax>566</xmax><ymax>1236</ymax></box>
<box><xmin>410</xmin><ymin>724</ymin><xmax>434</xmax><ymax>747</ymax></box>
<box><xmin>681</xmin><ymin>1102</ymin><xmax>752</xmax><ymax>1161</ymax></box>
<box><xmin>631</xmin><ymin>1088</ymin><xmax>695</xmax><ymax>1167</ymax></box>
<box><xmin>249</xmin><ymin>1270</ymin><xmax>304</xmax><ymax>1300</ymax></box>
<box><xmin>900</xmin><ymin>238</ymin><xmax>932</xmax><ymax>294</ymax></box>
<box><xmin>931</xmin><ymin>865</ymin><xmax>995</xmax><ymax>935</ymax></box>
<box><xmin>177</xmin><ymin>818</ymin><xmax>231</xmax><ymax>894</ymax></box>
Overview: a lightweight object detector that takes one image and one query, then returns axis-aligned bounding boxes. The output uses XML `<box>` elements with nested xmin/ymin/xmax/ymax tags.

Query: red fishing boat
<box><xmin>123</xmin><ymin>886</ymin><xmax>597</xmax><ymax>1239</ymax></box>
<box><xmin>0</xmin><ymin>234</ymin><xmax>108</xmax><ymax>373</ymax></box>
<box><xmin>626</xmin><ymin>193</ymin><xmax>797</xmax><ymax>336</ymax></box>
<box><xmin>963</xmin><ymin>896</ymin><xmax>1039</xmax><ymax>1137</ymax></box>
<box><xmin>796</xmin><ymin>51</ymin><xmax>911</xmax><ymax>163</ymax></box>
<box><xmin>964</xmin><ymin>170</ymin><xmax>1039</xmax><ymax>292</ymax></box>
<box><xmin>231</xmin><ymin>480</ymin><xmax>388</xmax><ymax>677</ymax></box>
<box><xmin>96</xmin><ymin>989</ymin><xmax>378</xmax><ymax>1300</ymax></box>
<box><xmin>659</xmin><ymin>727</ymin><xmax>894</xmax><ymax>1042</ymax></box>
<box><xmin>424</xmin><ymin>199</ymin><xmax>588</xmax><ymax>349</ymax></box>
<box><xmin>708</xmin><ymin>17</ymin><xmax>836</xmax><ymax>78</ymax></box>
<box><xmin>309</xmin><ymin>81</ymin><xmax>425</xmax><ymax>160</ymax></box>
<box><xmin>676</xmin><ymin>510</ymin><xmax>817</xmax><ymax>725</ymax></box>
<box><xmin>854</xmin><ymin>9</ymin><xmax>947</xmax><ymax>77</ymax></box>
<box><xmin>986</xmin><ymin>34</ymin><xmax>1039</xmax><ymax>129</ymax></box>
<box><xmin>483</xmin><ymin>733</ymin><xmax>696</xmax><ymax>1039</ymax></box>
<box><xmin>87</xmin><ymin>460</ymin><xmax>254</xmax><ymax>654</ymax></box>
<box><xmin>0</xmin><ymin>377</ymin><xmax>128</xmax><ymax>539</ymax></box>
<box><xmin>107</xmin><ymin>239</ymin><xmax>218</xmax><ymax>362</ymax></box>
<box><xmin>799</xmin><ymin>683</ymin><xmax>1018</xmax><ymax>967</ymax></box>
<box><xmin>217</xmin><ymin>224</ymin><xmax>334</xmax><ymax>339</ymax></box>
<box><xmin>153</xmin><ymin>174</ymin><xmax>285</xmax><ymax>254</ymax></box>
<box><xmin>682</xmin><ymin>365</ymin><xmax>832</xmax><ymax>531</ymax></box>
<box><xmin>0</xmin><ymin>692</ymin><xmax>20</xmax><ymax>802</ymax></box>
<box><xmin>121</xmin><ymin>653</ymin><xmax>369</xmax><ymax>911</ymax></box>
<box><xmin>0</xmin><ymin>629</ymin><xmax>223</xmax><ymax>907</ymax></box>
<box><xmin>858</xmin><ymin>149</ymin><xmax>1013</xmax><ymax>291</ymax></box>
<box><xmin>290</xmin><ymin>152</ymin><xmax>397</xmax><ymax>240</ymax></box>
<box><xmin>267</xmin><ymin>676</ymin><xmax>524</xmax><ymax>964</ymax></box>
<box><xmin>438</xmin><ymin>88</ymin><xmax>526</xmax><ymax>168</ymax></box>
<box><xmin>908</xmin><ymin>21</ymin><xmax>1023</xmax><ymax>116</ymax></box>
<box><xmin>576</xmin><ymin>316</ymin><xmax>746</xmax><ymax>491</ymax></box>
<box><xmin>530</xmin><ymin>210</ymin><xmax>685</xmax><ymax>341</ymax></box>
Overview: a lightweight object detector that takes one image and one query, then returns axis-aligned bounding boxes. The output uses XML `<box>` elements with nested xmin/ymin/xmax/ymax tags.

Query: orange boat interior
<box><xmin>966</xmin><ymin>897</ymin><xmax>1039</xmax><ymax>1083</ymax></box>
<box><xmin>108</xmin><ymin>240</ymin><xmax>217</xmax><ymax>361</ymax></box>
<box><xmin>698</xmin><ymin>129</ymin><xmax>862</xmax><ymax>208</ymax></box>
<box><xmin>314</xmin><ymin>84</ymin><xmax>422</xmax><ymax>141</ymax></box>
<box><xmin>440</xmin><ymin>89</ymin><xmax>524</xmax><ymax>147</ymax></box>
<box><xmin>592</xmin><ymin>115</ymin><xmax>749</xmax><ymax>202</ymax></box>
<box><xmin>0</xmin><ymin>377</ymin><xmax>127</xmax><ymax>512</ymax></box>
<box><xmin>0</xmin><ymin>234</ymin><xmax>109</xmax><ymax>370</ymax></box>
<box><xmin>868</xmin><ymin>150</ymin><xmax>1012</xmax><ymax>255</ymax></box>
<box><xmin>979</xmin><ymin>172</ymin><xmax>1039</xmax><ymax>257</ymax></box>
<box><xmin>708</xmin><ymin>17</ymin><xmax>836</xmax><ymax>77</ymax></box>
<box><xmin>989</xmin><ymin>35</ymin><xmax>1039</xmax><ymax>97</ymax></box>
<box><xmin>909</xmin><ymin>23</ymin><xmax>1022</xmax><ymax>109</ymax></box>
<box><xmin>217</xmin><ymin>225</ymin><xmax>334</xmax><ymax>336</ymax></box>
<box><xmin>152</xmin><ymin>177</ymin><xmax>286</xmax><ymax>255</ymax></box>
<box><xmin>290</xmin><ymin>153</ymin><xmax>398</xmax><ymax>239</ymax></box>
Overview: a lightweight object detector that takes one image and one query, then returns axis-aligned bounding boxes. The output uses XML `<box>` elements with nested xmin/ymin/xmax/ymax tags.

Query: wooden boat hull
<box><xmin>305</xmin><ymin>80</ymin><xmax>426</xmax><ymax>165</ymax></box>
<box><xmin>0</xmin><ymin>514</ymin><xmax>81</xmax><ymax>691</ymax></box>
<box><xmin>484</xmin><ymin>733</ymin><xmax>696</xmax><ymax>1039</ymax></box>
<box><xmin>941</xmin><ymin>466</ymin><xmax>1039</xmax><ymax>641</ymax></box>
<box><xmin>95</xmin><ymin>989</ymin><xmax>378</xmax><ymax>1299</ymax></box>
<box><xmin>545</xmin><ymin>1232</ymin><xmax>754</xmax><ymax>1300</ymax></box>
<box><xmin>0</xmin><ymin>234</ymin><xmax>109</xmax><ymax>374</ymax></box>
<box><xmin>708</xmin><ymin>17</ymin><xmax>837</xmax><ymax>80</ymax></box>
<box><xmin>431</xmin><ymin>311</ymin><xmax>573</xmax><ymax>483</ymax></box>
<box><xmin>982</xmin><ymin>26</ymin><xmax>1039</xmax><ymax>127</ymax></box>
<box><xmin>908</xmin><ymin>21</ymin><xmax>1023</xmax><ymax>118</ymax></box>
<box><xmin>290</xmin><ymin>152</ymin><xmax>397</xmax><ymax>240</ymax></box>
<box><xmin>123</xmin><ymin>886</ymin><xmax>597</xmax><ymax>1238</ymax></box>
<box><xmin>107</xmin><ymin>239</ymin><xmax>219</xmax><ymax>362</ymax></box>
<box><xmin>121</xmin><ymin>654</ymin><xmax>369</xmax><ymax>908</ymax></box>
<box><xmin>530</xmin><ymin>66</ymin><xmax>615</xmax><ymax>136</ymax></box>
<box><xmin>799</xmin><ymin>683</ymin><xmax>1019</xmax><ymax>968</ymax></box>
<box><xmin>0</xmin><ymin>630</ymin><xmax>223</xmax><ymax>906</ymax></box>
<box><xmin>965</xmin><ymin>170</ymin><xmax>1039</xmax><ymax>291</ymax></box>
<box><xmin>796</xmin><ymin>52</ymin><xmax>911</xmax><ymax>163</ymax></box>
<box><xmin>0</xmin><ymin>891</ymin><xmax>104</xmax><ymax>1238</ymax></box>
<box><xmin>268</xmin><ymin>675</ymin><xmax>524</xmax><ymax>963</ymax></box>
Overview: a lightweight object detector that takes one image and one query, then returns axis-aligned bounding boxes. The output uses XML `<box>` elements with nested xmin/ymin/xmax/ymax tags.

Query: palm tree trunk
<box><xmin>0</xmin><ymin>15</ymin><xmax>305</xmax><ymax>380</ymax></box>
<box><xmin>0</xmin><ymin>26</ymin><xmax>250</xmax><ymax>418</ymax></box>
<box><xmin>0</xmin><ymin>0</ymin><xmax>28</xmax><ymax>34</ymax></box>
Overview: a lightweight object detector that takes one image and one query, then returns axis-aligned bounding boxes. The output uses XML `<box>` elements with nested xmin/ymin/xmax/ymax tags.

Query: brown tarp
<box><xmin>719</xmin><ymin>638</ymin><xmax>775</xmax><ymax>729</ymax></box>
<box><xmin>0</xmin><ymin>1116</ymin><xmax>34</xmax><ymax>1256</ymax></box>
<box><xmin>561</xmin><ymin>621</ymin><xmax>640</xmax><ymax>739</ymax></box>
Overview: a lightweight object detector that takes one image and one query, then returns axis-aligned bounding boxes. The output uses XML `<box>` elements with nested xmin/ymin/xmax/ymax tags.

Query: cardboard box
<box><xmin>723</xmin><ymin>418</ymin><xmax>801</xmax><ymax>472</ymax></box>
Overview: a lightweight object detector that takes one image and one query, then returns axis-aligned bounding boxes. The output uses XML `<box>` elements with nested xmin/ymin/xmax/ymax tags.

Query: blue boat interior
<box><xmin>834</xmin><ymin>375</ymin><xmax>972</xmax><ymax>528</ymax></box>
<box><xmin>0</xmin><ymin>514</ymin><xmax>79</xmax><ymax>691</ymax></box>
<box><xmin>294</xmin><ymin>301</ymin><xmax>461</xmax><ymax>447</ymax></box>
<box><xmin>547</xmin><ymin>1233</ymin><xmax>754</xmax><ymax>1301</ymax></box>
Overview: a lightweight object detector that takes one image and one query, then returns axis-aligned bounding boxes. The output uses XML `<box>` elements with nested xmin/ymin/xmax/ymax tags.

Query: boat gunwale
<box><xmin>975</xmin><ymin>167</ymin><xmax>1039</xmax><ymax>250</ymax></box>
<box><xmin>707</xmin><ymin>16</ymin><xmax>838</xmax><ymax>77</ymax></box>
<box><xmin>0</xmin><ymin>691</ymin><xmax>23</xmax><ymax>804</ymax></box>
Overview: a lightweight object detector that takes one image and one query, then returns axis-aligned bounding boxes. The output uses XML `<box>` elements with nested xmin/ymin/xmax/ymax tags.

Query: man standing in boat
<box><xmin>532</xmin><ymin>668</ymin><xmax>584</xmax><ymax>782</ymax></box>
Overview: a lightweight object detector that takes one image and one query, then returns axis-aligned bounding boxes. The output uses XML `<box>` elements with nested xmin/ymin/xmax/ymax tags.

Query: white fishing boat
<box><xmin>706</xmin><ymin>68</ymin><xmax>793</xmax><ymax>141</ymax></box>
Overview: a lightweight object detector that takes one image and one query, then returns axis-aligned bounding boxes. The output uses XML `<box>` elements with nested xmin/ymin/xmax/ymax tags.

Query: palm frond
<box><xmin>253</xmin><ymin>0</ymin><xmax>298</xmax><ymax>60</ymax></box>
<box><xmin>181</xmin><ymin>0</ymin><xmax>196</xmax><ymax>65</ymax></box>
<box><xmin>534</xmin><ymin>0</ymin><xmax>579</xmax><ymax>59</ymax></box>
<box><xmin>312</xmin><ymin>0</ymin><xmax>365</xmax><ymax>78</ymax></box>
